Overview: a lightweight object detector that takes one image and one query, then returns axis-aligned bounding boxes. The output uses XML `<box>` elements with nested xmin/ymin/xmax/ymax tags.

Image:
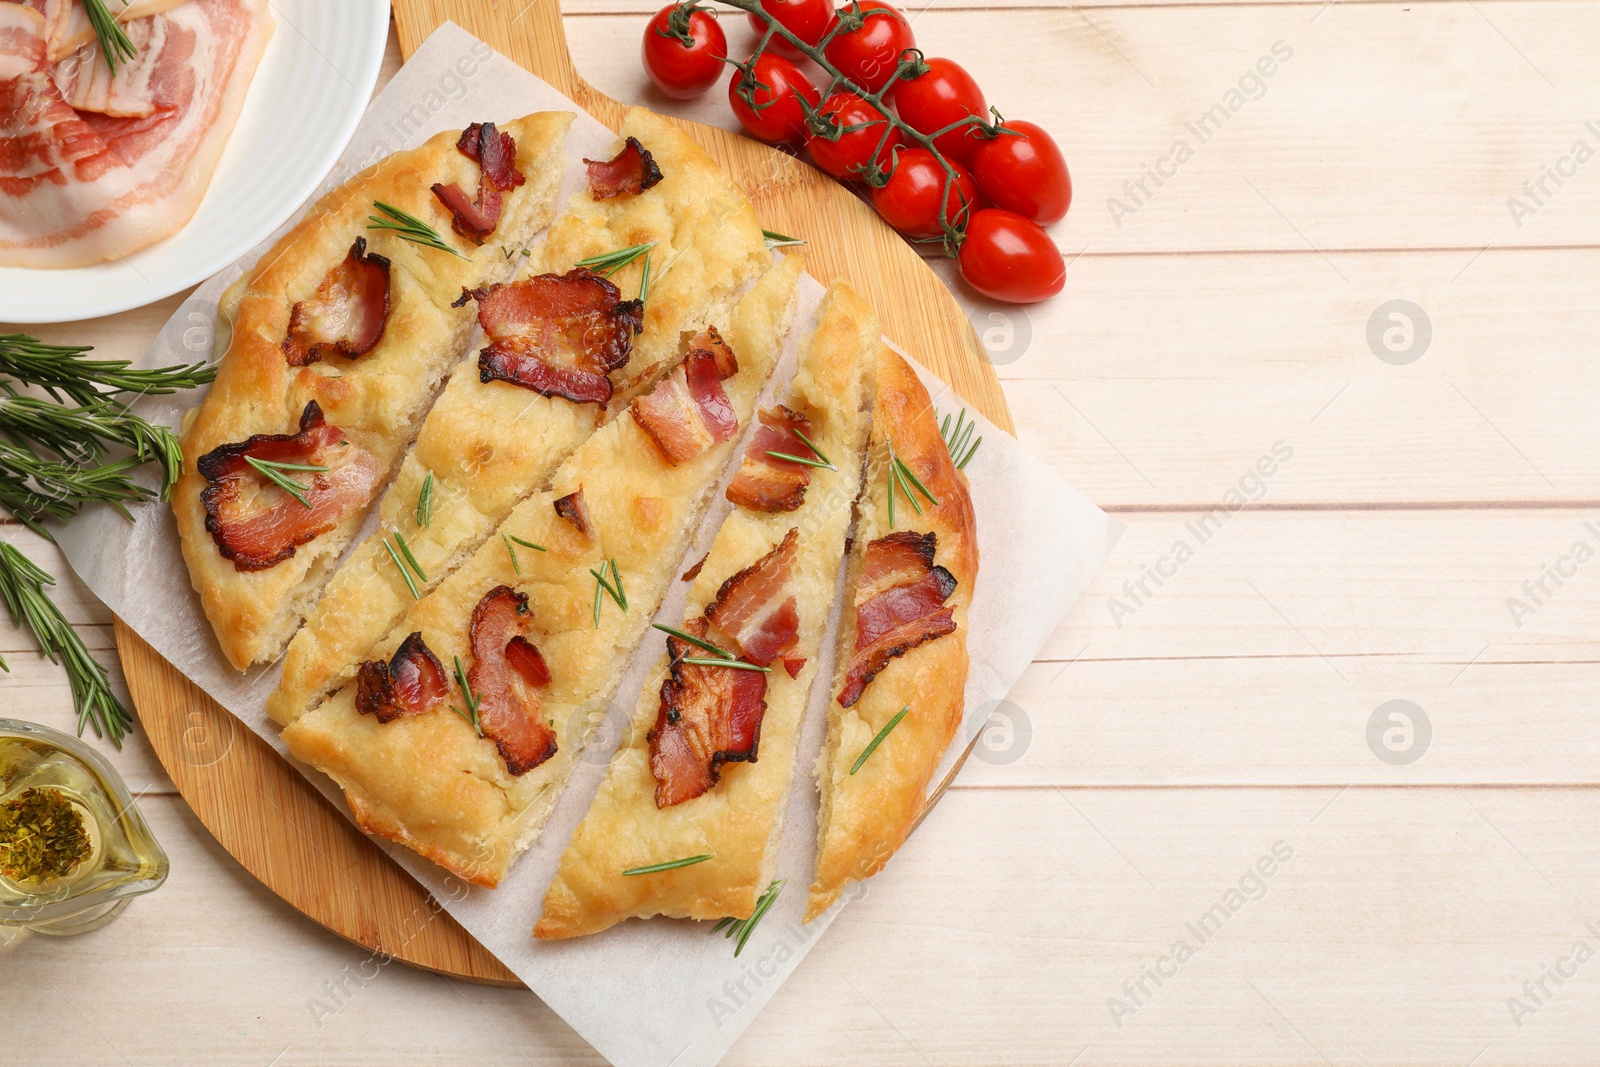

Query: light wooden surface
<box><xmin>7</xmin><ymin>2</ymin><xmax>1600</xmax><ymax>1065</ymax></box>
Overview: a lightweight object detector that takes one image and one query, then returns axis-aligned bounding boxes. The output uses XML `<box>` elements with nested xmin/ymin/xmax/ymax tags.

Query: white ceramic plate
<box><xmin>0</xmin><ymin>0</ymin><xmax>390</xmax><ymax>324</ymax></box>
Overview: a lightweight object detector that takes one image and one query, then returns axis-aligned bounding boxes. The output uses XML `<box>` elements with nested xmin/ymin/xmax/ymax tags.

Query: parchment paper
<box><xmin>55</xmin><ymin>24</ymin><xmax>1119</xmax><ymax>1067</ymax></box>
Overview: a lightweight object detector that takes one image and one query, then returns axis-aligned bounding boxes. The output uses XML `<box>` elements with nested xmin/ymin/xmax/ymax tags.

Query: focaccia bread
<box><xmin>806</xmin><ymin>347</ymin><xmax>978</xmax><ymax>921</ymax></box>
<box><xmin>174</xmin><ymin>113</ymin><xmax>572</xmax><ymax>669</ymax></box>
<box><xmin>267</xmin><ymin>108</ymin><xmax>770</xmax><ymax>726</ymax></box>
<box><xmin>535</xmin><ymin>280</ymin><xmax>878</xmax><ymax>940</ymax></box>
<box><xmin>280</xmin><ymin>254</ymin><xmax>803</xmax><ymax>887</ymax></box>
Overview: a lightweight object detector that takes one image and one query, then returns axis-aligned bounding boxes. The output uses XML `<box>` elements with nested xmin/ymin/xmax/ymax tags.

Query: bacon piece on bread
<box><xmin>354</xmin><ymin>632</ymin><xmax>449</xmax><ymax>724</ymax></box>
<box><xmin>648</xmin><ymin>618</ymin><xmax>769</xmax><ymax>808</ymax></box>
<box><xmin>584</xmin><ymin>135</ymin><xmax>663</xmax><ymax>199</ymax></box>
<box><xmin>836</xmin><ymin>531</ymin><xmax>959</xmax><ymax>708</ymax></box>
<box><xmin>704</xmin><ymin>528</ymin><xmax>799</xmax><ymax>667</ymax></box>
<box><xmin>467</xmin><ymin>585</ymin><xmax>558</xmax><ymax>775</ymax></box>
<box><xmin>631</xmin><ymin>332</ymin><xmax>741</xmax><ymax>464</ymax></box>
<box><xmin>282</xmin><ymin>238</ymin><xmax>391</xmax><ymax>366</ymax></box>
<box><xmin>725</xmin><ymin>405</ymin><xmax>814</xmax><ymax>513</ymax></box>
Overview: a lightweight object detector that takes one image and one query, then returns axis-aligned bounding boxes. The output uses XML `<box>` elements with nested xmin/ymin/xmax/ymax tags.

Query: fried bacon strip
<box><xmin>553</xmin><ymin>488</ymin><xmax>592</xmax><ymax>538</ymax></box>
<box><xmin>648</xmin><ymin>618</ymin><xmax>769</xmax><ymax>808</ymax></box>
<box><xmin>836</xmin><ymin>531</ymin><xmax>959</xmax><ymax>707</ymax></box>
<box><xmin>704</xmin><ymin>528</ymin><xmax>799</xmax><ymax>667</ymax></box>
<box><xmin>355</xmin><ymin>632</ymin><xmax>449</xmax><ymax>724</ymax></box>
<box><xmin>584</xmin><ymin>136</ymin><xmax>663</xmax><ymax>199</ymax></box>
<box><xmin>459</xmin><ymin>268</ymin><xmax>644</xmax><ymax>406</ymax></box>
<box><xmin>725</xmin><ymin>405</ymin><xmax>814</xmax><ymax>513</ymax></box>
<box><xmin>430</xmin><ymin>120</ymin><xmax>524</xmax><ymax>241</ymax></box>
<box><xmin>282</xmin><ymin>237</ymin><xmax>391</xmax><ymax>366</ymax></box>
<box><xmin>467</xmin><ymin>586</ymin><xmax>558</xmax><ymax>775</ymax></box>
<box><xmin>631</xmin><ymin>331</ymin><xmax>741</xmax><ymax>465</ymax></box>
<box><xmin>197</xmin><ymin>401</ymin><xmax>380</xmax><ymax>571</ymax></box>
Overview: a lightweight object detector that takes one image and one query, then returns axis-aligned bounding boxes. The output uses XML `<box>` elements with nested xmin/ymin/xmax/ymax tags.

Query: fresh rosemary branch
<box><xmin>766</xmin><ymin>450</ymin><xmax>832</xmax><ymax>470</ymax></box>
<box><xmin>244</xmin><ymin>456</ymin><xmax>325</xmax><ymax>509</ymax></box>
<box><xmin>761</xmin><ymin>229</ymin><xmax>806</xmax><ymax>248</ymax></box>
<box><xmin>622</xmin><ymin>853</ymin><xmax>714</xmax><ymax>876</ymax></box>
<box><xmin>450</xmin><ymin>655</ymin><xmax>483</xmax><ymax>737</ymax></box>
<box><xmin>653</xmin><ymin>622</ymin><xmax>735</xmax><ymax>660</ymax></box>
<box><xmin>850</xmin><ymin>705</ymin><xmax>909</xmax><ymax>774</ymax></box>
<box><xmin>0</xmin><ymin>335</ymin><xmax>214</xmax><ymax>406</ymax></box>
<box><xmin>415</xmin><ymin>472</ymin><xmax>434</xmax><ymax>528</ymax></box>
<box><xmin>367</xmin><ymin>201</ymin><xmax>464</xmax><ymax>258</ymax></box>
<box><xmin>393</xmin><ymin>530</ymin><xmax>427</xmax><ymax>582</ymax></box>
<box><xmin>941</xmin><ymin>408</ymin><xmax>982</xmax><ymax>470</ymax></box>
<box><xmin>637</xmin><ymin>250</ymin><xmax>653</xmax><ymax>304</ymax></box>
<box><xmin>0</xmin><ymin>395</ymin><xmax>185</xmax><ymax>500</ymax></box>
<box><xmin>501</xmin><ymin>532</ymin><xmax>546</xmax><ymax>575</ymax></box>
<box><xmin>82</xmin><ymin>0</ymin><xmax>137</xmax><ymax>75</ymax></box>
<box><xmin>0</xmin><ymin>544</ymin><xmax>132</xmax><ymax>748</ymax></box>
<box><xmin>590</xmin><ymin>559</ymin><xmax>627</xmax><ymax>626</ymax></box>
<box><xmin>680</xmin><ymin>657</ymin><xmax>772</xmax><ymax>672</ymax></box>
<box><xmin>715</xmin><ymin>879</ymin><xmax>785</xmax><ymax>956</ymax></box>
<box><xmin>0</xmin><ymin>446</ymin><xmax>155</xmax><ymax>534</ymax></box>
<box><xmin>575</xmin><ymin>242</ymin><xmax>655</xmax><ymax>277</ymax></box>
<box><xmin>382</xmin><ymin>536</ymin><xmax>420</xmax><ymax>600</ymax></box>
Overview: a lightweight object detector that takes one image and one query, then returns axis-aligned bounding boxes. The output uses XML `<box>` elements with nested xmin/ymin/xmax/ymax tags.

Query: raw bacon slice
<box><xmin>2</xmin><ymin>4</ymin><xmax>47</xmax><ymax>78</ymax></box>
<box><xmin>648</xmin><ymin>618</ymin><xmax>769</xmax><ymax>808</ymax></box>
<box><xmin>355</xmin><ymin>632</ymin><xmax>450</xmax><ymax>724</ymax></box>
<box><xmin>704</xmin><ymin>528</ymin><xmax>800</xmax><ymax>667</ymax></box>
<box><xmin>467</xmin><ymin>586</ymin><xmax>558</xmax><ymax>776</ymax></box>
<box><xmin>460</xmin><ymin>268</ymin><xmax>644</xmax><ymax>406</ymax></box>
<box><xmin>631</xmin><ymin>338</ymin><xmax>741</xmax><ymax>465</ymax></box>
<box><xmin>836</xmin><ymin>532</ymin><xmax>959</xmax><ymax>707</ymax></box>
<box><xmin>50</xmin><ymin>15</ymin><xmax>167</xmax><ymax>117</ymax></box>
<box><xmin>552</xmin><ymin>488</ymin><xmax>593</xmax><ymax>538</ymax></box>
<box><xmin>431</xmin><ymin>120</ymin><xmax>524</xmax><ymax>240</ymax></box>
<box><xmin>584</xmin><ymin>136</ymin><xmax>662</xmax><ymax>199</ymax></box>
<box><xmin>0</xmin><ymin>0</ymin><xmax>275</xmax><ymax>269</ymax></box>
<box><xmin>197</xmin><ymin>401</ymin><xmax>381</xmax><ymax>572</ymax></box>
<box><xmin>26</xmin><ymin>0</ymin><xmax>187</xmax><ymax>63</ymax></box>
<box><xmin>725</xmin><ymin>405</ymin><xmax>814</xmax><ymax>513</ymax></box>
<box><xmin>282</xmin><ymin>237</ymin><xmax>392</xmax><ymax>366</ymax></box>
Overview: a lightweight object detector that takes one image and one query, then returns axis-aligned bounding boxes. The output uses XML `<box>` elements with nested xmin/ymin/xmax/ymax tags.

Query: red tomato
<box><xmin>970</xmin><ymin>120</ymin><xmax>1072</xmax><ymax>224</ymax></box>
<box><xmin>890</xmin><ymin>56</ymin><xmax>987</xmax><ymax>166</ymax></box>
<box><xmin>823</xmin><ymin>0</ymin><xmax>915</xmax><ymax>94</ymax></box>
<box><xmin>807</xmin><ymin>92</ymin><xmax>902</xmax><ymax>182</ymax></box>
<box><xmin>746</xmin><ymin>0</ymin><xmax>831</xmax><ymax>57</ymax></box>
<box><xmin>957</xmin><ymin>209</ymin><xmax>1065</xmax><ymax>303</ymax></box>
<box><xmin>641</xmin><ymin>3</ymin><xmax>728</xmax><ymax>100</ymax></box>
<box><xmin>728</xmin><ymin>53</ymin><xmax>822</xmax><ymax>146</ymax></box>
<box><xmin>870</xmin><ymin>147</ymin><xmax>980</xmax><ymax>239</ymax></box>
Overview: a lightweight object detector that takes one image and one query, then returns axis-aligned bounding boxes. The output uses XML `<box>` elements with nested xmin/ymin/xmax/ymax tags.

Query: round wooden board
<box><xmin>124</xmin><ymin>0</ymin><xmax>1014</xmax><ymax>987</ymax></box>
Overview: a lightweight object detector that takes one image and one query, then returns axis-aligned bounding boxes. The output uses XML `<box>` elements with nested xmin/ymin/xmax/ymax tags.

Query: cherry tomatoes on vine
<box><xmin>729</xmin><ymin>53</ymin><xmax>822</xmax><ymax>146</ymax></box>
<box><xmin>642</xmin><ymin>3</ymin><xmax>729</xmax><ymax>99</ymax></box>
<box><xmin>869</xmin><ymin>147</ymin><xmax>980</xmax><ymax>239</ymax></box>
<box><xmin>823</xmin><ymin>0</ymin><xmax>915</xmax><ymax>94</ymax></box>
<box><xmin>890</xmin><ymin>56</ymin><xmax>987</xmax><ymax>166</ymax></box>
<box><xmin>807</xmin><ymin>92</ymin><xmax>902</xmax><ymax>182</ymax></box>
<box><xmin>970</xmin><ymin>120</ymin><xmax>1071</xmax><ymax>224</ymax></box>
<box><xmin>746</xmin><ymin>0</ymin><xmax>832</xmax><ymax>57</ymax></box>
<box><xmin>957</xmin><ymin>208</ymin><xmax>1065</xmax><ymax>303</ymax></box>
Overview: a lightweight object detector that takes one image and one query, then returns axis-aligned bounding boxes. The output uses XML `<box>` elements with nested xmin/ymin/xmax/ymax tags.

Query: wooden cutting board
<box><xmin>119</xmin><ymin>0</ymin><xmax>1013</xmax><ymax>986</ymax></box>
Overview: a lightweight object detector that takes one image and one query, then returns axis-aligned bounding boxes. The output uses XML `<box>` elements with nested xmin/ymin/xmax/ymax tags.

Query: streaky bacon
<box><xmin>584</xmin><ymin>136</ymin><xmax>663</xmax><ymax>199</ymax></box>
<box><xmin>456</xmin><ymin>121</ymin><xmax>524</xmax><ymax>191</ymax></box>
<box><xmin>725</xmin><ymin>405</ymin><xmax>813</xmax><ymax>513</ymax></box>
<box><xmin>50</xmin><ymin>15</ymin><xmax>166</xmax><ymax>117</ymax></box>
<box><xmin>691</xmin><ymin>326</ymin><xmax>737</xmax><ymax>378</ymax></box>
<box><xmin>836</xmin><ymin>532</ymin><xmax>959</xmax><ymax>707</ymax></box>
<box><xmin>282</xmin><ymin>237</ymin><xmax>391</xmax><ymax>366</ymax></box>
<box><xmin>631</xmin><ymin>336</ymin><xmax>741</xmax><ymax>465</ymax></box>
<box><xmin>506</xmin><ymin>636</ymin><xmax>550</xmax><ymax>688</ymax></box>
<box><xmin>431</xmin><ymin>120</ymin><xmax>523</xmax><ymax>241</ymax></box>
<box><xmin>197</xmin><ymin>401</ymin><xmax>380</xmax><ymax>571</ymax></box>
<box><xmin>355</xmin><ymin>632</ymin><xmax>449</xmax><ymax>724</ymax></box>
<box><xmin>648</xmin><ymin>618</ymin><xmax>769</xmax><ymax>808</ymax></box>
<box><xmin>467</xmin><ymin>586</ymin><xmax>558</xmax><ymax>775</ymax></box>
<box><xmin>431</xmin><ymin>180</ymin><xmax>499</xmax><ymax>240</ymax></box>
<box><xmin>459</xmin><ymin>268</ymin><xmax>644</xmax><ymax>405</ymax></box>
<box><xmin>553</xmin><ymin>488</ymin><xmax>592</xmax><ymax>538</ymax></box>
<box><xmin>704</xmin><ymin>529</ymin><xmax>800</xmax><ymax>667</ymax></box>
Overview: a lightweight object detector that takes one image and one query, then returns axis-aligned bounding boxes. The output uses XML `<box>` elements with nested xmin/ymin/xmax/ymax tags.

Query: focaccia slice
<box><xmin>806</xmin><ymin>347</ymin><xmax>979</xmax><ymax>921</ymax></box>
<box><xmin>534</xmin><ymin>281</ymin><xmax>877</xmax><ymax>940</ymax></box>
<box><xmin>174</xmin><ymin>113</ymin><xmax>572</xmax><ymax>669</ymax></box>
<box><xmin>280</xmin><ymin>254</ymin><xmax>803</xmax><ymax>887</ymax></box>
<box><xmin>268</xmin><ymin>108</ymin><xmax>770</xmax><ymax>725</ymax></box>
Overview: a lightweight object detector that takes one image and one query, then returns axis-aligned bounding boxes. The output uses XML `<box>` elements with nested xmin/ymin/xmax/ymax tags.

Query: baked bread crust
<box><xmin>267</xmin><ymin>108</ymin><xmax>770</xmax><ymax>725</ymax></box>
<box><xmin>280</xmin><ymin>254</ymin><xmax>803</xmax><ymax>887</ymax></box>
<box><xmin>805</xmin><ymin>347</ymin><xmax>978</xmax><ymax>921</ymax></box>
<box><xmin>174</xmin><ymin>113</ymin><xmax>572</xmax><ymax>669</ymax></box>
<box><xmin>534</xmin><ymin>280</ymin><xmax>878</xmax><ymax>940</ymax></box>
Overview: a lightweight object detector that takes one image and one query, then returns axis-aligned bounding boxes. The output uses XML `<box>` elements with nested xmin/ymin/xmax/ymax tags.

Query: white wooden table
<box><xmin>8</xmin><ymin>4</ymin><xmax>1600</xmax><ymax>1063</ymax></box>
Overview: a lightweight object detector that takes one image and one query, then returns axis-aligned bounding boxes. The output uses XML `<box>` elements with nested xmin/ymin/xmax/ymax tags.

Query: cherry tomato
<box><xmin>870</xmin><ymin>147</ymin><xmax>980</xmax><ymax>239</ymax></box>
<box><xmin>641</xmin><ymin>3</ymin><xmax>728</xmax><ymax>99</ymax></box>
<box><xmin>970</xmin><ymin>120</ymin><xmax>1071</xmax><ymax>225</ymax></box>
<box><xmin>746</xmin><ymin>0</ymin><xmax>831</xmax><ymax>57</ymax></box>
<box><xmin>806</xmin><ymin>92</ymin><xmax>902</xmax><ymax>182</ymax></box>
<box><xmin>728</xmin><ymin>53</ymin><xmax>822</xmax><ymax>146</ymax></box>
<box><xmin>890</xmin><ymin>56</ymin><xmax>987</xmax><ymax>166</ymax></box>
<box><xmin>957</xmin><ymin>209</ymin><xmax>1065</xmax><ymax>303</ymax></box>
<box><xmin>823</xmin><ymin>0</ymin><xmax>915</xmax><ymax>94</ymax></box>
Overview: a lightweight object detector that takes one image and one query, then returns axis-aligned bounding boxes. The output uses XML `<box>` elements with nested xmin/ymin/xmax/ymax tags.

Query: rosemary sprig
<box><xmin>894</xmin><ymin>454</ymin><xmax>939</xmax><ymax>508</ymax></box>
<box><xmin>0</xmin><ymin>335</ymin><xmax>214</xmax><ymax>406</ymax></box>
<box><xmin>653</xmin><ymin>622</ymin><xmax>735</xmax><ymax>660</ymax></box>
<box><xmin>82</xmin><ymin>0</ymin><xmax>137</xmax><ymax>75</ymax></box>
<box><xmin>244</xmin><ymin>455</ymin><xmax>325</xmax><ymax>509</ymax></box>
<box><xmin>680</xmin><ymin>657</ymin><xmax>772</xmax><ymax>673</ymax></box>
<box><xmin>761</xmin><ymin>229</ymin><xmax>806</xmax><ymax>248</ymax></box>
<box><xmin>0</xmin><ymin>395</ymin><xmax>186</xmax><ymax>500</ymax></box>
<box><xmin>381</xmin><ymin>536</ymin><xmax>420</xmax><ymax>600</ymax></box>
<box><xmin>590</xmin><ymin>559</ymin><xmax>627</xmax><ymax>626</ymax></box>
<box><xmin>0</xmin><ymin>544</ymin><xmax>131</xmax><ymax>748</ymax></box>
<box><xmin>392</xmin><ymin>530</ymin><xmax>427</xmax><ymax>582</ymax></box>
<box><xmin>0</xmin><ymin>446</ymin><xmax>156</xmax><ymax>534</ymax></box>
<box><xmin>574</xmin><ymin>242</ymin><xmax>655</xmax><ymax>277</ymax></box>
<box><xmin>638</xmin><ymin>251</ymin><xmax>653</xmax><ymax>304</ymax></box>
<box><xmin>941</xmin><ymin>408</ymin><xmax>982</xmax><ymax>470</ymax></box>
<box><xmin>450</xmin><ymin>655</ymin><xmax>483</xmax><ymax>737</ymax></box>
<box><xmin>765</xmin><ymin>450</ymin><xmax>832</xmax><ymax>470</ymax></box>
<box><xmin>716</xmin><ymin>879</ymin><xmax>785</xmax><ymax>957</ymax></box>
<box><xmin>884</xmin><ymin>439</ymin><xmax>937</xmax><ymax>528</ymax></box>
<box><xmin>622</xmin><ymin>854</ymin><xmax>714</xmax><ymax>876</ymax></box>
<box><xmin>850</xmin><ymin>705</ymin><xmax>909</xmax><ymax>774</ymax></box>
<box><xmin>367</xmin><ymin>201</ymin><xmax>464</xmax><ymax>258</ymax></box>
<box><xmin>792</xmin><ymin>429</ymin><xmax>833</xmax><ymax>469</ymax></box>
<box><xmin>500</xmin><ymin>532</ymin><xmax>547</xmax><ymax>575</ymax></box>
<box><xmin>508</xmin><ymin>534</ymin><xmax>546</xmax><ymax>552</ymax></box>
<box><xmin>415</xmin><ymin>472</ymin><xmax>434</xmax><ymax>528</ymax></box>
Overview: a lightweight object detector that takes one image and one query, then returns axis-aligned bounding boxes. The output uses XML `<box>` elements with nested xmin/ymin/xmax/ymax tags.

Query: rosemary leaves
<box><xmin>367</xmin><ymin>201</ymin><xmax>464</xmax><ymax>257</ymax></box>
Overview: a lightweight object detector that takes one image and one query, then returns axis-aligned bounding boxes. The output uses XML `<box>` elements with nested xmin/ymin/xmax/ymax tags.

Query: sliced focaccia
<box><xmin>534</xmin><ymin>281</ymin><xmax>878</xmax><ymax>940</ymax></box>
<box><xmin>806</xmin><ymin>347</ymin><xmax>979</xmax><ymax>921</ymax></box>
<box><xmin>267</xmin><ymin>108</ymin><xmax>770</xmax><ymax>725</ymax></box>
<box><xmin>174</xmin><ymin>113</ymin><xmax>572</xmax><ymax>669</ymax></box>
<box><xmin>280</xmin><ymin>254</ymin><xmax>803</xmax><ymax>887</ymax></box>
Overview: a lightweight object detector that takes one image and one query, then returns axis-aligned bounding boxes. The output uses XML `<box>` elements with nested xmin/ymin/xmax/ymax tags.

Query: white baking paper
<box><xmin>55</xmin><ymin>23</ymin><xmax>1119</xmax><ymax>1067</ymax></box>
